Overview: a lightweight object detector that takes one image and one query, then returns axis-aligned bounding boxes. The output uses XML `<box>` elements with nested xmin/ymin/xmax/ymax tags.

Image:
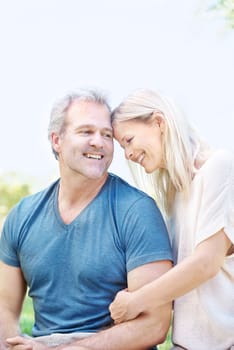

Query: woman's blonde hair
<box><xmin>111</xmin><ymin>89</ymin><xmax>210</xmax><ymax>217</ymax></box>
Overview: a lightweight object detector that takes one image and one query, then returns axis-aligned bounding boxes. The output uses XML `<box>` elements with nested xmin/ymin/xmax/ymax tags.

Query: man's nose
<box><xmin>89</xmin><ymin>132</ymin><xmax>104</xmax><ymax>148</ymax></box>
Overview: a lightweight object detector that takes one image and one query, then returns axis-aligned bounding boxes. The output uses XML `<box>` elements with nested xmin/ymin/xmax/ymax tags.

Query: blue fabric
<box><xmin>0</xmin><ymin>173</ymin><xmax>172</xmax><ymax>336</ymax></box>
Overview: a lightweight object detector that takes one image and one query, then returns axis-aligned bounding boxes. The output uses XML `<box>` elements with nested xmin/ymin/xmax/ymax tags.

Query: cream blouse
<box><xmin>169</xmin><ymin>149</ymin><xmax>234</xmax><ymax>350</ymax></box>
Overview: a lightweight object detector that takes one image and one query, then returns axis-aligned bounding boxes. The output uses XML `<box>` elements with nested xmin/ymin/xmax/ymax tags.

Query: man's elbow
<box><xmin>152</xmin><ymin>315</ymin><xmax>171</xmax><ymax>345</ymax></box>
<box><xmin>140</xmin><ymin>306</ymin><xmax>172</xmax><ymax>347</ymax></box>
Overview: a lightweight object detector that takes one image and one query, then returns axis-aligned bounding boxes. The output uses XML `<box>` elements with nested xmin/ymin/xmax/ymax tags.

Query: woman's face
<box><xmin>113</xmin><ymin>117</ymin><xmax>165</xmax><ymax>173</ymax></box>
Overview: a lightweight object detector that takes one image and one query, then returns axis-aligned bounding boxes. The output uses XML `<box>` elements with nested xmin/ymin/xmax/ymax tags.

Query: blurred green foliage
<box><xmin>209</xmin><ymin>0</ymin><xmax>234</xmax><ymax>28</ymax></box>
<box><xmin>0</xmin><ymin>173</ymin><xmax>31</xmax><ymax>224</ymax></box>
<box><xmin>20</xmin><ymin>296</ymin><xmax>34</xmax><ymax>335</ymax></box>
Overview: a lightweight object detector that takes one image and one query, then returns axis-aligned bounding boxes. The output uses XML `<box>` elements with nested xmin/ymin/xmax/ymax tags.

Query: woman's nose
<box><xmin>125</xmin><ymin>148</ymin><xmax>133</xmax><ymax>160</ymax></box>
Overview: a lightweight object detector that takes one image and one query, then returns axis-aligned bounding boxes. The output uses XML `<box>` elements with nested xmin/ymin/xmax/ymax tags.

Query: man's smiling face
<box><xmin>55</xmin><ymin>100</ymin><xmax>114</xmax><ymax>179</ymax></box>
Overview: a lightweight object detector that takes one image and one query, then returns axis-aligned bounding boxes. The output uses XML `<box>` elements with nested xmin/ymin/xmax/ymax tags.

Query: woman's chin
<box><xmin>144</xmin><ymin>163</ymin><xmax>159</xmax><ymax>174</ymax></box>
<box><xmin>144</xmin><ymin>166</ymin><xmax>153</xmax><ymax>174</ymax></box>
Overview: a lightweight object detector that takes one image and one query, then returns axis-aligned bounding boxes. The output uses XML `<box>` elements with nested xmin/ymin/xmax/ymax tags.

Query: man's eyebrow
<box><xmin>103</xmin><ymin>127</ymin><xmax>113</xmax><ymax>133</ymax></box>
<box><xmin>76</xmin><ymin>124</ymin><xmax>93</xmax><ymax>129</ymax></box>
<box><xmin>75</xmin><ymin>125</ymin><xmax>113</xmax><ymax>132</ymax></box>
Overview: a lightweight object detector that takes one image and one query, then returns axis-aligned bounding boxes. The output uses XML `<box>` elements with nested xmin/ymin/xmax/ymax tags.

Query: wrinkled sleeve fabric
<box><xmin>0</xmin><ymin>204</ymin><xmax>21</xmax><ymax>267</ymax></box>
<box><xmin>120</xmin><ymin>196</ymin><xmax>173</xmax><ymax>272</ymax></box>
<box><xmin>195</xmin><ymin>150</ymin><xmax>234</xmax><ymax>246</ymax></box>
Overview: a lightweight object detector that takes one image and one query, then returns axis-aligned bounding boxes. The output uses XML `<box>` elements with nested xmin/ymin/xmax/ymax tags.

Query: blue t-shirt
<box><xmin>0</xmin><ymin>173</ymin><xmax>172</xmax><ymax>336</ymax></box>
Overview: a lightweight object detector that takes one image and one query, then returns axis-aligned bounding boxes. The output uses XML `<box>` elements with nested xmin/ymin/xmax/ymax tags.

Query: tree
<box><xmin>0</xmin><ymin>173</ymin><xmax>31</xmax><ymax>227</ymax></box>
<box><xmin>209</xmin><ymin>0</ymin><xmax>234</xmax><ymax>28</ymax></box>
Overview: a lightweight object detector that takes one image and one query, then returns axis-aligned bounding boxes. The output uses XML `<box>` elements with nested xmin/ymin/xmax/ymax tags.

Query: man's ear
<box><xmin>51</xmin><ymin>132</ymin><xmax>61</xmax><ymax>154</ymax></box>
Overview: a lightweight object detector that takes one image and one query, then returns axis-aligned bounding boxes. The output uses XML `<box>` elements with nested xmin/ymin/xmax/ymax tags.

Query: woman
<box><xmin>110</xmin><ymin>89</ymin><xmax>234</xmax><ymax>350</ymax></box>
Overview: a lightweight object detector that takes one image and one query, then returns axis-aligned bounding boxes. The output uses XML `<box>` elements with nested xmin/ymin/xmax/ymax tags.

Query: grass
<box><xmin>20</xmin><ymin>297</ymin><xmax>172</xmax><ymax>349</ymax></box>
<box><xmin>20</xmin><ymin>296</ymin><xmax>34</xmax><ymax>335</ymax></box>
<box><xmin>158</xmin><ymin>331</ymin><xmax>172</xmax><ymax>350</ymax></box>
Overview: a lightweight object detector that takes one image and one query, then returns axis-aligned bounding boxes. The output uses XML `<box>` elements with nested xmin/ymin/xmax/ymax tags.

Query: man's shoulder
<box><xmin>9</xmin><ymin>179</ymin><xmax>59</xmax><ymax>217</ymax></box>
<box><xmin>107</xmin><ymin>173</ymin><xmax>152</xmax><ymax>200</ymax></box>
<box><xmin>106</xmin><ymin>173</ymin><xmax>158</xmax><ymax>214</ymax></box>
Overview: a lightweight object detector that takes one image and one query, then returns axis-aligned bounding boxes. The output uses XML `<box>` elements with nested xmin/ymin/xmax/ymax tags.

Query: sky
<box><xmin>0</xmin><ymin>0</ymin><xmax>233</xmax><ymax>189</ymax></box>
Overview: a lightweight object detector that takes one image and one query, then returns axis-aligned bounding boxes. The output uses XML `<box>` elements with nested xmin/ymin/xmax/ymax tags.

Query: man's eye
<box><xmin>104</xmin><ymin>133</ymin><xmax>113</xmax><ymax>139</ymax></box>
<box><xmin>80</xmin><ymin>130</ymin><xmax>91</xmax><ymax>135</ymax></box>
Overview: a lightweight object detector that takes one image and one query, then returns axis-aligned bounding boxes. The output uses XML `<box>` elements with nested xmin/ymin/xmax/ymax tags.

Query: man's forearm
<box><xmin>56</xmin><ymin>307</ymin><xmax>171</xmax><ymax>350</ymax></box>
<box><xmin>6</xmin><ymin>303</ymin><xmax>171</xmax><ymax>350</ymax></box>
<box><xmin>56</xmin><ymin>323</ymin><xmax>145</xmax><ymax>350</ymax></box>
<box><xmin>0</xmin><ymin>309</ymin><xmax>20</xmax><ymax>349</ymax></box>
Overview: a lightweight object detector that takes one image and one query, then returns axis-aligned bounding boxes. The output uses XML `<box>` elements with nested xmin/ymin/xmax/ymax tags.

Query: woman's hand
<box><xmin>109</xmin><ymin>289</ymin><xmax>141</xmax><ymax>324</ymax></box>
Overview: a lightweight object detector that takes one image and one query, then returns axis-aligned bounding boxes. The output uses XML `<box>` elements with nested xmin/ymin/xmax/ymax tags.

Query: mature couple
<box><xmin>0</xmin><ymin>88</ymin><xmax>233</xmax><ymax>350</ymax></box>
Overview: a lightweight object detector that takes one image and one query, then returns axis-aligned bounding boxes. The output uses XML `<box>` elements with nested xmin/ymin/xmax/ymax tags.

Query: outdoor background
<box><xmin>1</xmin><ymin>0</ymin><xmax>234</xmax><ymax>348</ymax></box>
<box><xmin>0</xmin><ymin>0</ymin><xmax>233</xmax><ymax>190</ymax></box>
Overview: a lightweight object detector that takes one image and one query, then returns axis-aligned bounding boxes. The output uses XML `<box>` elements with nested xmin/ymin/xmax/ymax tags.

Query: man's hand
<box><xmin>6</xmin><ymin>336</ymin><xmax>47</xmax><ymax>350</ymax></box>
<box><xmin>6</xmin><ymin>336</ymin><xmax>94</xmax><ymax>350</ymax></box>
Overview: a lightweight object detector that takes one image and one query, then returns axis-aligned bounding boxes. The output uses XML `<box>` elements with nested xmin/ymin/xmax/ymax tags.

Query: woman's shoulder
<box><xmin>201</xmin><ymin>149</ymin><xmax>234</xmax><ymax>176</ymax></box>
<box><xmin>191</xmin><ymin>149</ymin><xmax>234</xmax><ymax>190</ymax></box>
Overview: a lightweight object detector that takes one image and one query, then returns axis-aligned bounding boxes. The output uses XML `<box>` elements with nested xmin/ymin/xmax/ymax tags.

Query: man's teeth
<box><xmin>86</xmin><ymin>153</ymin><xmax>102</xmax><ymax>160</ymax></box>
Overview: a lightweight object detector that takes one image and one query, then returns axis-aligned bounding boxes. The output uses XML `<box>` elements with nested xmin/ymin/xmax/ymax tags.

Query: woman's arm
<box><xmin>110</xmin><ymin>229</ymin><xmax>232</xmax><ymax>323</ymax></box>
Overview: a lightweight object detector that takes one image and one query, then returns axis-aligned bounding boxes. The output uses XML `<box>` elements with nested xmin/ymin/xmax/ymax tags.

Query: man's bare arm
<box><xmin>7</xmin><ymin>260</ymin><xmax>172</xmax><ymax>350</ymax></box>
<box><xmin>65</xmin><ymin>260</ymin><xmax>172</xmax><ymax>350</ymax></box>
<box><xmin>0</xmin><ymin>261</ymin><xmax>27</xmax><ymax>349</ymax></box>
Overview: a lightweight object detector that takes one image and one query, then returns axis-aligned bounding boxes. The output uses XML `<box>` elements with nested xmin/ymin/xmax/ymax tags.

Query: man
<box><xmin>0</xmin><ymin>89</ymin><xmax>172</xmax><ymax>350</ymax></box>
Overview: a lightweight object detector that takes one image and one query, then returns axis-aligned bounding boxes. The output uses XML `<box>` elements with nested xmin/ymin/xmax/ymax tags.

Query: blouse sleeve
<box><xmin>195</xmin><ymin>150</ymin><xmax>234</xmax><ymax>246</ymax></box>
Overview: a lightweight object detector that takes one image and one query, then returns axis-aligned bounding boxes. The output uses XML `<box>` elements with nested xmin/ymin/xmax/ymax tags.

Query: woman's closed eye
<box><xmin>125</xmin><ymin>137</ymin><xmax>133</xmax><ymax>144</ymax></box>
